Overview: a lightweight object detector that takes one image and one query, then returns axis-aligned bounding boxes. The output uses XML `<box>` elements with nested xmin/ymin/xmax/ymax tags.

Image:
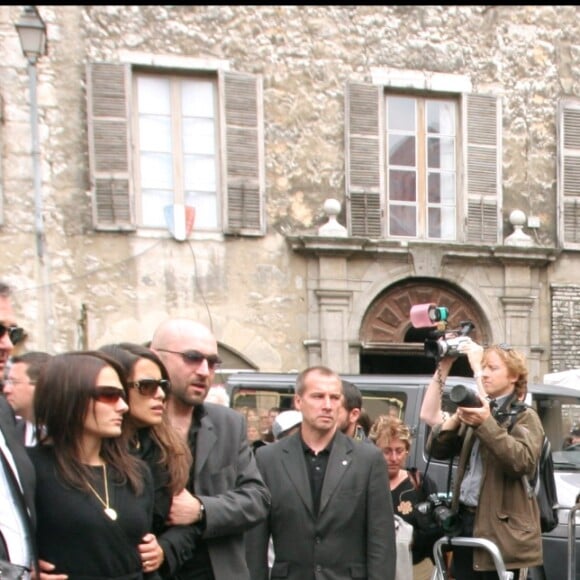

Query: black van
<box><xmin>226</xmin><ymin>371</ymin><xmax>580</xmax><ymax>580</ymax></box>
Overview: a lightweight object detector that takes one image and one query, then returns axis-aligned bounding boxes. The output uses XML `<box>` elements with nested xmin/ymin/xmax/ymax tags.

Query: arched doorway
<box><xmin>359</xmin><ymin>278</ymin><xmax>489</xmax><ymax>376</ymax></box>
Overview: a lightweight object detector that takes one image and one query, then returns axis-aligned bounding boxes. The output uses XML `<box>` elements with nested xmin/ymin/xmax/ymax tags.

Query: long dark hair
<box><xmin>34</xmin><ymin>350</ymin><xmax>144</xmax><ymax>494</ymax></box>
<box><xmin>99</xmin><ymin>342</ymin><xmax>192</xmax><ymax>494</ymax></box>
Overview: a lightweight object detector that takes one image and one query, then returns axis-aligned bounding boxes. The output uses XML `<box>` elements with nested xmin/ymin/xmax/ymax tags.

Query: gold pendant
<box><xmin>104</xmin><ymin>507</ymin><xmax>118</xmax><ymax>520</ymax></box>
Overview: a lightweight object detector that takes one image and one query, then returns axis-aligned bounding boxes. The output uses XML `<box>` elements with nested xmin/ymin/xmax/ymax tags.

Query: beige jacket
<box><xmin>428</xmin><ymin>404</ymin><xmax>544</xmax><ymax>572</ymax></box>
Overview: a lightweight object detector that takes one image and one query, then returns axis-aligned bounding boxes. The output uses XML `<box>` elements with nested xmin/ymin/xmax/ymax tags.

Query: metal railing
<box><xmin>432</xmin><ymin>536</ymin><xmax>514</xmax><ymax>580</ymax></box>
<box><xmin>568</xmin><ymin>503</ymin><xmax>580</xmax><ymax>580</ymax></box>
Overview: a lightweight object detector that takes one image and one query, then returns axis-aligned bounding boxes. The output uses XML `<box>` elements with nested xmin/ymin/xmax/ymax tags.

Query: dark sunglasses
<box><xmin>0</xmin><ymin>324</ymin><xmax>25</xmax><ymax>345</ymax></box>
<box><xmin>157</xmin><ymin>348</ymin><xmax>222</xmax><ymax>370</ymax></box>
<box><xmin>128</xmin><ymin>378</ymin><xmax>171</xmax><ymax>397</ymax></box>
<box><xmin>92</xmin><ymin>386</ymin><xmax>127</xmax><ymax>404</ymax></box>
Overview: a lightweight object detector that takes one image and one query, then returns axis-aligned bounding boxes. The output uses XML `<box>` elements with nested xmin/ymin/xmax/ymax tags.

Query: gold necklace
<box><xmin>86</xmin><ymin>463</ymin><xmax>117</xmax><ymax>520</ymax></box>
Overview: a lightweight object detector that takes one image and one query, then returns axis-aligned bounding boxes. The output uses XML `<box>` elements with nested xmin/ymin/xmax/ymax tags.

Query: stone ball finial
<box><xmin>323</xmin><ymin>198</ymin><xmax>341</xmax><ymax>217</ymax></box>
<box><xmin>509</xmin><ymin>209</ymin><xmax>526</xmax><ymax>227</ymax></box>
<box><xmin>505</xmin><ymin>208</ymin><xmax>533</xmax><ymax>247</ymax></box>
<box><xmin>319</xmin><ymin>198</ymin><xmax>347</xmax><ymax>237</ymax></box>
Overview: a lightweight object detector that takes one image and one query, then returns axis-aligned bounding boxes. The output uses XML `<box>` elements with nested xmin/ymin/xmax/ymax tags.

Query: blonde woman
<box><xmin>369</xmin><ymin>415</ymin><xmax>439</xmax><ymax>580</ymax></box>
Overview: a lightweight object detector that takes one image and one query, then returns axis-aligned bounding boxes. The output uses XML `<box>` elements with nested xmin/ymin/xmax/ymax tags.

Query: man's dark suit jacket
<box><xmin>246</xmin><ymin>429</ymin><xmax>397</xmax><ymax>580</ymax></box>
<box><xmin>0</xmin><ymin>396</ymin><xmax>36</xmax><ymax>561</ymax></box>
<box><xmin>179</xmin><ymin>402</ymin><xmax>270</xmax><ymax>580</ymax></box>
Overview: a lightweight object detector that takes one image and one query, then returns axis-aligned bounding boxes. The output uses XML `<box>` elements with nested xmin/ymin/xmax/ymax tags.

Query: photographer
<box><xmin>421</xmin><ymin>339</ymin><xmax>544</xmax><ymax>579</ymax></box>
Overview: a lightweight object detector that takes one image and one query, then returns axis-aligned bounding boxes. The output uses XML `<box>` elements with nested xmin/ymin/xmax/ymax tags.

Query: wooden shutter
<box><xmin>220</xmin><ymin>71</ymin><xmax>264</xmax><ymax>235</ymax></box>
<box><xmin>559</xmin><ymin>100</ymin><xmax>580</xmax><ymax>247</ymax></box>
<box><xmin>86</xmin><ymin>62</ymin><xmax>134</xmax><ymax>230</ymax></box>
<box><xmin>465</xmin><ymin>94</ymin><xmax>501</xmax><ymax>244</ymax></box>
<box><xmin>345</xmin><ymin>82</ymin><xmax>383</xmax><ymax>238</ymax></box>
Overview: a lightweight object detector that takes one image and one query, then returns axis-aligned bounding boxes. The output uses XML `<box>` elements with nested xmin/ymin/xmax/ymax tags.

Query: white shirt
<box><xmin>0</xmin><ymin>428</ymin><xmax>33</xmax><ymax>569</ymax></box>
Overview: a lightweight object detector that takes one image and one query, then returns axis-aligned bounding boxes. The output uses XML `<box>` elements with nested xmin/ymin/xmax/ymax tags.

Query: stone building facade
<box><xmin>2</xmin><ymin>5</ymin><xmax>580</xmax><ymax>382</ymax></box>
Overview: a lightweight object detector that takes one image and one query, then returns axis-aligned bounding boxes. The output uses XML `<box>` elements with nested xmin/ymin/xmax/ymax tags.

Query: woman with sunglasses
<box><xmin>27</xmin><ymin>350</ymin><xmax>160</xmax><ymax>580</ymax></box>
<box><xmin>99</xmin><ymin>343</ymin><xmax>196</xmax><ymax>579</ymax></box>
<box><xmin>419</xmin><ymin>339</ymin><xmax>544</xmax><ymax>580</ymax></box>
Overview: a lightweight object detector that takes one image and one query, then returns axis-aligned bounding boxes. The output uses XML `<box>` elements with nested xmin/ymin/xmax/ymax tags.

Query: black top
<box><xmin>391</xmin><ymin>470</ymin><xmax>438</xmax><ymax>564</ymax></box>
<box><xmin>133</xmin><ymin>429</ymin><xmax>199</xmax><ymax>579</ymax></box>
<box><xmin>28</xmin><ymin>445</ymin><xmax>154</xmax><ymax>580</ymax></box>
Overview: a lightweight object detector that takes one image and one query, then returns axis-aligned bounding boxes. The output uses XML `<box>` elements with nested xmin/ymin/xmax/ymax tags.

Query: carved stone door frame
<box><xmin>360</xmin><ymin>278</ymin><xmax>489</xmax><ymax>354</ymax></box>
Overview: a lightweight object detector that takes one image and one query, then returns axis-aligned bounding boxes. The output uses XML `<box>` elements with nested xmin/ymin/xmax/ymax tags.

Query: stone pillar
<box><xmin>313</xmin><ymin>288</ymin><xmax>352</xmax><ymax>372</ymax></box>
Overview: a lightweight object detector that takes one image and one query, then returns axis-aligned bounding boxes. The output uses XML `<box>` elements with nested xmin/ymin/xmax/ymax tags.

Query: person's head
<box><xmin>35</xmin><ymin>351</ymin><xmax>128</xmax><ymax>449</ymax></box>
<box><xmin>4</xmin><ymin>351</ymin><xmax>52</xmax><ymax>420</ymax></box>
<box><xmin>357</xmin><ymin>408</ymin><xmax>372</xmax><ymax>437</ymax></box>
<box><xmin>205</xmin><ymin>385</ymin><xmax>230</xmax><ymax>406</ymax></box>
<box><xmin>100</xmin><ymin>342</ymin><xmax>192</xmax><ymax>494</ymax></box>
<box><xmin>294</xmin><ymin>366</ymin><xmax>342</xmax><ymax>436</ymax></box>
<box><xmin>151</xmin><ymin>319</ymin><xmax>221</xmax><ymax>407</ymax></box>
<box><xmin>0</xmin><ymin>282</ymin><xmax>25</xmax><ymax>379</ymax></box>
<box><xmin>99</xmin><ymin>343</ymin><xmax>170</xmax><ymax>429</ymax></box>
<box><xmin>272</xmin><ymin>409</ymin><xmax>302</xmax><ymax>440</ymax></box>
<box><xmin>481</xmin><ymin>344</ymin><xmax>528</xmax><ymax>400</ymax></box>
<box><xmin>369</xmin><ymin>415</ymin><xmax>412</xmax><ymax>480</ymax></box>
<box><xmin>34</xmin><ymin>350</ymin><xmax>145</xmax><ymax>493</ymax></box>
<box><xmin>247</xmin><ymin>418</ymin><xmax>261</xmax><ymax>443</ymax></box>
<box><xmin>337</xmin><ymin>380</ymin><xmax>363</xmax><ymax>437</ymax></box>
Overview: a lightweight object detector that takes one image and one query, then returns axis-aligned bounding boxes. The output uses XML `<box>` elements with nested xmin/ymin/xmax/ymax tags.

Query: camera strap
<box><xmin>422</xmin><ymin>445</ymin><xmax>455</xmax><ymax>502</ymax></box>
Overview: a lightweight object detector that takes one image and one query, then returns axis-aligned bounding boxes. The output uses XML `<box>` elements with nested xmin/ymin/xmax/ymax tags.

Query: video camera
<box><xmin>410</xmin><ymin>303</ymin><xmax>475</xmax><ymax>360</ymax></box>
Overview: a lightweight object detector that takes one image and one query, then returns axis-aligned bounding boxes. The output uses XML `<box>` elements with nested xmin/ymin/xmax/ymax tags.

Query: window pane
<box><xmin>389</xmin><ymin>205</ymin><xmax>416</xmax><ymax>237</ymax></box>
<box><xmin>389</xmin><ymin>134</ymin><xmax>416</xmax><ymax>166</ymax></box>
<box><xmin>184</xmin><ymin>155</ymin><xmax>216</xmax><ymax>191</ymax></box>
<box><xmin>429</xmin><ymin>206</ymin><xmax>455</xmax><ymax>239</ymax></box>
<box><xmin>182</xmin><ymin>80</ymin><xmax>214</xmax><ymax>118</ymax></box>
<box><xmin>389</xmin><ymin>170</ymin><xmax>416</xmax><ymax>202</ymax></box>
<box><xmin>388</xmin><ymin>97</ymin><xmax>415</xmax><ymax>132</ymax></box>
<box><xmin>428</xmin><ymin>174</ymin><xmax>456</xmax><ymax>204</ymax></box>
<box><xmin>185</xmin><ymin>190</ymin><xmax>218</xmax><ymax>229</ymax></box>
<box><xmin>140</xmin><ymin>153</ymin><xmax>173</xmax><ymax>189</ymax></box>
<box><xmin>142</xmin><ymin>189</ymin><xmax>173</xmax><ymax>227</ymax></box>
<box><xmin>138</xmin><ymin>77</ymin><xmax>171</xmax><ymax>115</ymax></box>
<box><xmin>428</xmin><ymin>137</ymin><xmax>455</xmax><ymax>170</ymax></box>
<box><xmin>183</xmin><ymin>118</ymin><xmax>215</xmax><ymax>154</ymax></box>
<box><xmin>139</xmin><ymin>116</ymin><xmax>172</xmax><ymax>152</ymax></box>
<box><xmin>427</xmin><ymin>101</ymin><xmax>455</xmax><ymax>135</ymax></box>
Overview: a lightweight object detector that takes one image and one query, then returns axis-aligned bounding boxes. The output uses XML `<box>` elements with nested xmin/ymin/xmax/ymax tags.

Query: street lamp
<box><xmin>15</xmin><ymin>5</ymin><xmax>51</xmax><ymax>350</ymax></box>
<box><xmin>16</xmin><ymin>5</ymin><xmax>47</xmax><ymax>259</ymax></box>
<box><xmin>16</xmin><ymin>5</ymin><xmax>46</xmax><ymax>64</ymax></box>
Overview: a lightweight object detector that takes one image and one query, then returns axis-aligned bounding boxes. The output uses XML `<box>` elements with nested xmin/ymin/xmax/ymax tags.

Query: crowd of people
<box><xmin>0</xmin><ymin>278</ymin><xmax>548</xmax><ymax>580</ymax></box>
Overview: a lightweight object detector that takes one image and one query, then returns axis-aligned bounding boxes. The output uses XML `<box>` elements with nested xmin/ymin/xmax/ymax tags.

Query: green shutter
<box><xmin>86</xmin><ymin>62</ymin><xmax>134</xmax><ymax>230</ymax></box>
<box><xmin>465</xmin><ymin>94</ymin><xmax>501</xmax><ymax>244</ymax></box>
<box><xmin>221</xmin><ymin>71</ymin><xmax>264</xmax><ymax>235</ymax></box>
<box><xmin>345</xmin><ymin>82</ymin><xmax>383</xmax><ymax>238</ymax></box>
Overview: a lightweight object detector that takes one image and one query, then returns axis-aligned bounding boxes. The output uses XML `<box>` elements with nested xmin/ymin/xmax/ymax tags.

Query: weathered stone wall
<box><xmin>1</xmin><ymin>6</ymin><xmax>580</xmax><ymax>374</ymax></box>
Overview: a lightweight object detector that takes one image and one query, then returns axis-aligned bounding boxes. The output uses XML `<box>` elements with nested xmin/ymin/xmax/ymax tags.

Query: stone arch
<box><xmin>360</xmin><ymin>277</ymin><xmax>490</xmax><ymax>350</ymax></box>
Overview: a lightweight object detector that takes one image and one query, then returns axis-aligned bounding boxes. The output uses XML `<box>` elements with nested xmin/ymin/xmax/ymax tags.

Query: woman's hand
<box><xmin>33</xmin><ymin>559</ymin><xmax>68</xmax><ymax>580</ymax></box>
<box><xmin>139</xmin><ymin>533</ymin><xmax>164</xmax><ymax>573</ymax></box>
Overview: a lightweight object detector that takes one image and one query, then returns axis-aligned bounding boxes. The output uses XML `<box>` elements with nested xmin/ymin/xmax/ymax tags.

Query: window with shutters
<box><xmin>87</xmin><ymin>62</ymin><xmax>265</xmax><ymax>236</ymax></box>
<box><xmin>346</xmin><ymin>80</ymin><xmax>501</xmax><ymax>244</ymax></box>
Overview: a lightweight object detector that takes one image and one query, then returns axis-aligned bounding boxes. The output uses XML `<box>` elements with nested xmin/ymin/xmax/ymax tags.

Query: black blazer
<box><xmin>0</xmin><ymin>396</ymin><xmax>36</xmax><ymax>560</ymax></box>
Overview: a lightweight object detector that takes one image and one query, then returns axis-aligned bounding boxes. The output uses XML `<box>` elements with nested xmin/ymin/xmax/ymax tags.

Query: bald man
<box><xmin>151</xmin><ymin>319</ymin><xmax>270</xmax><ymax>580</ymax></box>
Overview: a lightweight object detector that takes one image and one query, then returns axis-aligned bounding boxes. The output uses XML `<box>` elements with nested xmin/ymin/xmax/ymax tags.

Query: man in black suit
<box><xmin>0</xmin><ymin>281</ymin><xmax>36</xmax><ymax>572</ymax></box>
<box><xmin>246</xmin><ymin>366</ymin><xmax>397</xmax><ymax>580</ymax></box>
<box><xmin>151</xmin><ymin>319</ymin><xmax>270</xmax><ymax>580</ymax></box>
